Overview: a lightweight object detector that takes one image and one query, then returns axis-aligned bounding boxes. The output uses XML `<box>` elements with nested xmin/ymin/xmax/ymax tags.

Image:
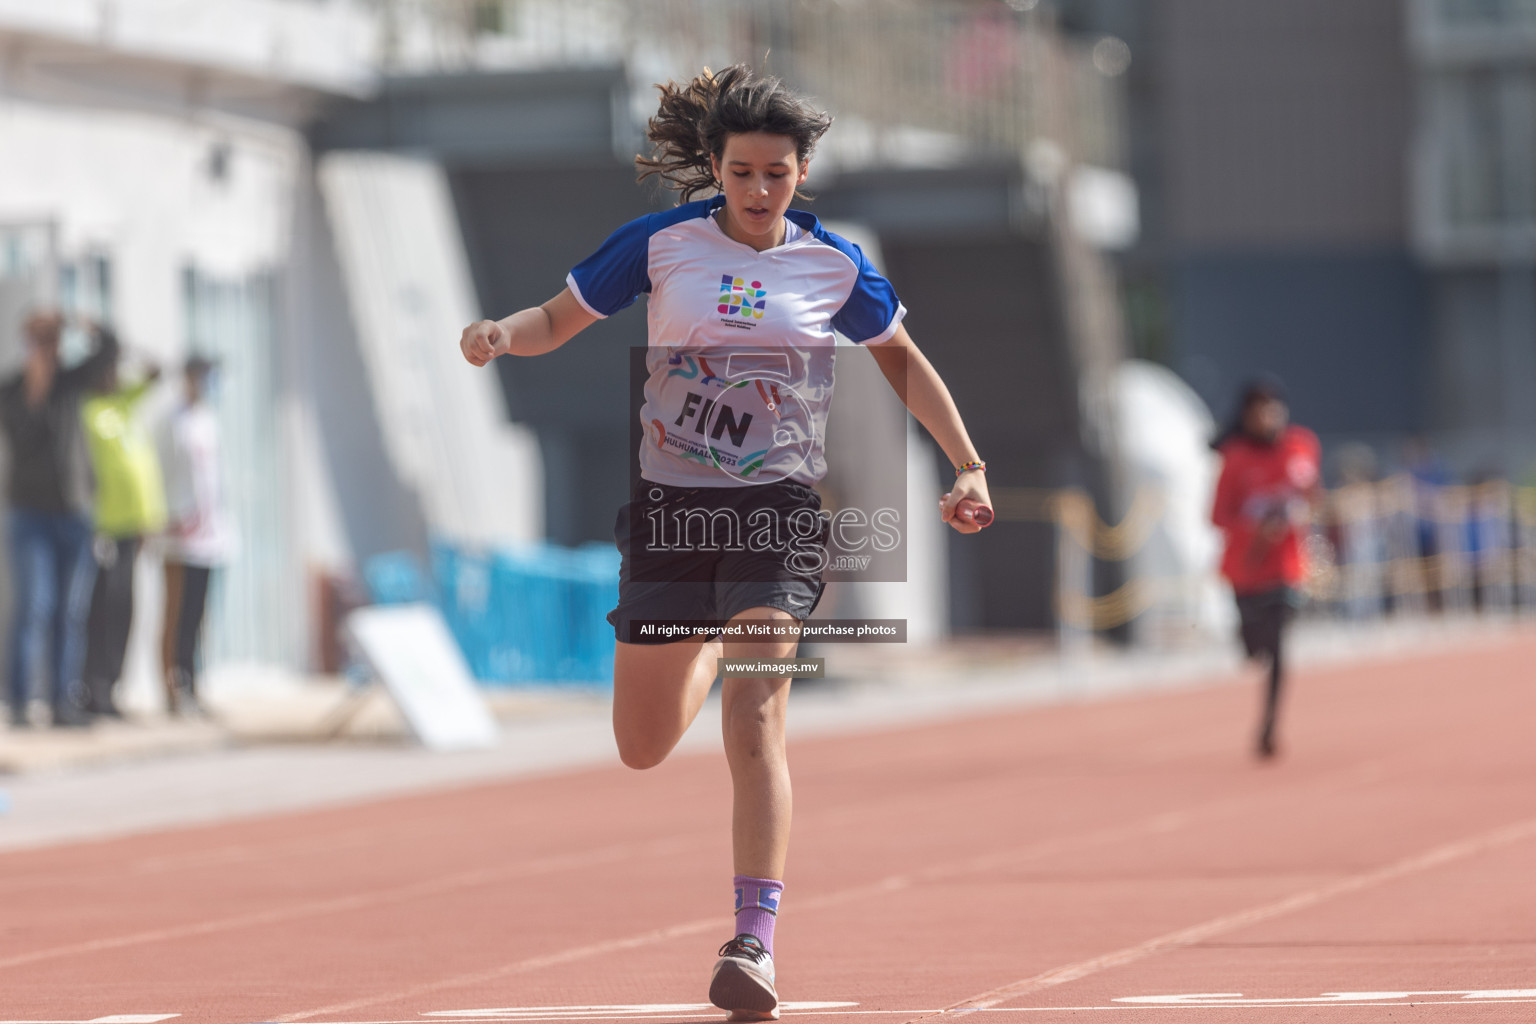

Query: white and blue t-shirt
<box><xmin>566</xmin><ymin>196</ymin><xmax>905</xmax><ymax>487</ymax></box>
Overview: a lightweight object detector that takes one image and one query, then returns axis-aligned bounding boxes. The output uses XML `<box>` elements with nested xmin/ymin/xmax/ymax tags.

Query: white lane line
<box><xmin>266</xmin><ymin>762</ymin><xmax>1427</xmax><ymax>1024</ymax></box>
<box><xmin>958</xmin><ymin>1007</ymin><xmax>1536</xmax><ymax>1019</ymax></box>
<box><xmin>0</xmin><ymin>793</ymin><xmax>1185</xmax><ymax>977</ymax></box>
<box><xmin>903</xmin><ymin>813</ymin><xmax>1536</xmax><ymax>1023</ymax></box>
<box><xmin>242</xmin><ymin>1016</ymin><xmax>911</xmax><ymax>1024</ymax></box>
<box><xmin>424</xmin><ymin>1006</ymin><xmax>856</xmax><ymax>1018</ymax></box>
<box><xmin>0</xmin><ymin>1017</ymin><xmax>180</xmax><ymax>1024</ymax></box>
<box><xmin>0</xmin><ymin>835</ymin><xmax>706</xmax><ymax>973</ymax></box>
<box><xmin>1113</xmin><ymin>989</ymin><xmax>1536</xmax><ymax>1005</ymax></box>
<box><xmin>213</xmin><ymin>1001</ymin><xmax>1536</xmax><ymax>1024</ymax></box>
<box><xmin>4</xmin><ymin>743</ymin><xmax>1394</xmax><ymax>993</ymax></box>
<box><xmin>266</xmin><ymin>915</ymin><xmax>728</xmax><ymax>1024</ymax></box>
<box><xmin>236</xmin><ymin>1013</ymin><xmax>929</xmax><ymax>1024</ymax></box>
<box><xmin>14</xmin><ymin>761</ymin><xmax>1405</xmax><ymax>1023</ymax></box>
<box><xmin>265</xmin><ymin>800</ymin><xmax>1241</xmax><ymax>1024</ymax></box>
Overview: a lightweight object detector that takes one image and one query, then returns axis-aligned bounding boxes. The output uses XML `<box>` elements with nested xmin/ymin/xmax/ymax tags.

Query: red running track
<box><xmin>4</xmin><ymin>632</ymin><xmax>1536</xmax><ymax>1024</ymax></box>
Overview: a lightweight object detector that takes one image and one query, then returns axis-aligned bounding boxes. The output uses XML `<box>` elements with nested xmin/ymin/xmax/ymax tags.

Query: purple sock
<box><xmin>733</xmin><ymin>875</ymin><xmax>783</xmax><ymax>954</ymax></box>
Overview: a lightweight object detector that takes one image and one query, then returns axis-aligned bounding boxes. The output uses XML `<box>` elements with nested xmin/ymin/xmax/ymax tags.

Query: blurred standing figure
<box><xmin>1402</xmin><ymin>436</ymin><xmax>1453</xmax><ymax>611</ymax></box>
<box><xmin>158</xmin><ymin>355</ymin><xmax>230</xmax><ymax>717</ymax></box>
<box><xmin>80</xmin><ymin>351</ymin><xmax>166</xmax><ymax>718</ymax></box>
<box><xmin>1331</xmin><ymin>443</ymin><xmax>1384</xmax><ymax>621</ymax></box>
<box><xmin>1211</xmin><ymin>379</ymin><xmax>1321</xmax><ymax>759</ymax></box>
<box><xmin>0</xmin><ymin>313</ymin><xmax>119</xmax><ymax>728</ymax></box>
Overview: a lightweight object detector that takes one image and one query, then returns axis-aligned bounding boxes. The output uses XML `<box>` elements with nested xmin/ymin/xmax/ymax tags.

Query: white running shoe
<box><xmin>709</xmin><ymin>934</ymin><xmax>778</xmax><ymax>1021</ymax></box>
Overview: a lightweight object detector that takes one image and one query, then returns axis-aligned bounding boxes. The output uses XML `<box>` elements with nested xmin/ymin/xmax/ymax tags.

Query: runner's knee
<box><xmin>614</xmin><ymin>730</ymin><xmax>674</xmax><ymax>770</ymax></box>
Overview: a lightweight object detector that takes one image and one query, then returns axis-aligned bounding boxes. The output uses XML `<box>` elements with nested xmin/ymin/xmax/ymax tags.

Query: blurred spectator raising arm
<box><xmin>79</xmin><ymin>349</ymin><xmax>166</xmax><ymax>719</ymax></box>
<box><xmin>0</xmin><ymin>315</ymin><xmax>119</xmax><ymax>728</ymax></box>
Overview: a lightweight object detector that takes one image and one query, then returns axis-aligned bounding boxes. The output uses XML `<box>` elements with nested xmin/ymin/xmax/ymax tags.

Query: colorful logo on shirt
<box><xmin>719</xmin><ymin>275</ymin><xmax>767</xmax><ymax>320</ymax></box>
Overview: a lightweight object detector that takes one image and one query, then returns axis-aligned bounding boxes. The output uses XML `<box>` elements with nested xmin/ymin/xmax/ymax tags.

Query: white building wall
<box><xmin>0</xmin><ymin>1</ymin><xmax>546</xmax><ymax>710</ymax></box>
<box><xmin>0</xmin><ymin>0</ymin><xmax>374</xmax><ymax>99</ymax></box>
<box><xmin>0</xmin><ymin>96</ymin><xmax>312</xmax><ymax>712</ymax></box>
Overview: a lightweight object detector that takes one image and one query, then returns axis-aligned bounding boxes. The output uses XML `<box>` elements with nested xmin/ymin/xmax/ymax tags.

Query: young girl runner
<box><xmin>459</xmin><ymin>65</ymin><xmax>991</xmax><ymax>1019</ymax></box>
<box><xmin>1211</xmin><ymin>378</ymin><xmax>1321</xmax><ymax>759</ymax></box>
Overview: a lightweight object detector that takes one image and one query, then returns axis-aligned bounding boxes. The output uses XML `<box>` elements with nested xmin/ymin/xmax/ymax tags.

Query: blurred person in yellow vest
<box><xmin>159</xmin><ymin>354</ymin><xmax>232</xmax><ymax>718</ymax></box>
<box><xmin>80</xmin><ymin>348</ymin><xmax>166</xmax><ymax>719</ymax></box>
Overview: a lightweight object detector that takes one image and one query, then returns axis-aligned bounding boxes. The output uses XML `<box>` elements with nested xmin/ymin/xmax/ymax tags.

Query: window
<box><xmin>182</xmin><ymin>265</ymin><xmax>294</xmax><ymax>667</ymax></box>
<box><xmin>1432</xmin><ymin>0</ymin><xmax>1536</xmax><ymax>29</ymax></box>
<box><xmin>1433</xmin><ymin>70</ymin><xmax>1536</xmax><ymax>228</ymax></box>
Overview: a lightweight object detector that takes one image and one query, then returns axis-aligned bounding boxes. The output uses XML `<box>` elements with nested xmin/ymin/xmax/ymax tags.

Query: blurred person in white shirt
<box><xmin>158</xmin><ymin>355</ymin><xmax>232</xmax><ymax>717</ymax></box>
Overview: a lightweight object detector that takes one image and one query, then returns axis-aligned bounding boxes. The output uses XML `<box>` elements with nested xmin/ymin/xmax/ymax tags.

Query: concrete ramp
<box><xmin>318</xmin><ymin>152</ymin><xmax>543</xmax><ymax>547</ymax></box>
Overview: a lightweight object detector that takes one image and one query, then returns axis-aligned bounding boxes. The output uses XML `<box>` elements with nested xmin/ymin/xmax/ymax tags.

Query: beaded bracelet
<box><xmin>955</xmin><ymin>459</ymin><xmax>987</xmax><ymax>477</ymax></box>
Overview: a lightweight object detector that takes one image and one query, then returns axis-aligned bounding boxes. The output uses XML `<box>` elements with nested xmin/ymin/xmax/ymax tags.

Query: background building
<box><xmin>1409</xmin><ymin>0</ymin><xmax>1536</xmax><ymax>477</ymax></box>
<box><xmin>0</xmin><ymin>0</ymin><xmax>542</xmax><ymax>709</ymax></box>
<box><xmin>311</xmin><ymin>0</ymin><xmax>1141</xmax><ymax>634</ymax></box>
<box><xmin>1065</xmin><ymin>0</ymin><xmax>1536</xmax><ymax>482</ymax></box>
<box><xmin>0</xmin><ymin>0</ymin><xmax>1144</xmax><ymax>708</ymax></box>
<box><xmin>30</xmin><ymin>0</ymin><xmax>1520</xmax><ymax>701</ymax></box>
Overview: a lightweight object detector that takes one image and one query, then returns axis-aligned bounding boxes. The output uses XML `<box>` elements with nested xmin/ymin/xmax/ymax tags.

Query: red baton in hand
<box><xmin>943</xmin><ymin>494</ymin><xmax>994</xmax><ymax>527</ymax></box>
<box><xmin>959</xmin><ymin>498</ymin><xmax>994</xmax><ymax>527</ymax></box>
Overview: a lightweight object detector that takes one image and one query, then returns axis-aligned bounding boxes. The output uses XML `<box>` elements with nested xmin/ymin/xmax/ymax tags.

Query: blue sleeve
<box><xmin>827</xmin><ymin>238</ymin><xmax>905</xmax><ymax>345</ymax></box>
<box><xmin>566</xmin><ymin>214</ymin><xmax>655</xmax><ymax>318</ymax></box>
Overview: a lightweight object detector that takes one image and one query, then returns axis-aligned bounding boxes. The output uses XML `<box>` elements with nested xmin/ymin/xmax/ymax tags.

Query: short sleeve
<box><xmin>1289</xmin><ymin>427</ymin><xmax>1323</xmax><ymax>488</ymax></box>
<box><xmin>566</xmin><ymin>214</ymin><xmax>655</xmax><ymax>318</ymax></box>
<box><xmin>828</xmin><ymin>240</ymin><xmax>906</xmax><ymax>345</ymax></box>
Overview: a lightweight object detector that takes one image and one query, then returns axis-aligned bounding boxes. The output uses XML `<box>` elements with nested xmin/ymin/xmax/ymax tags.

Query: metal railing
<box><xmin>367</xmin><ymin>0</ymin><xmax>1128</xmax><ymax>170</ymax></box>
<box><xmin>992</xmin><ymin>478</ymin><xmax>1536</xmax><ymax>650</ymax></box>
<box><xmin>1312</xmin><ymin>476</ymin><xmax>1536</xmax><ymax>618</ymax></box>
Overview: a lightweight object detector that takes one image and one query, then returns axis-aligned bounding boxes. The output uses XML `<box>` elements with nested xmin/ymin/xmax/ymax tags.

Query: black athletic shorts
<box><xmin>1234</xmin><ymin>586</ymin><xmax>1302</xmax><ymax>660</ymax></box>
<box><xmin>607</xmin><ymin>477</ymin><xmax>830</xmax><ymax>644</ymax></box>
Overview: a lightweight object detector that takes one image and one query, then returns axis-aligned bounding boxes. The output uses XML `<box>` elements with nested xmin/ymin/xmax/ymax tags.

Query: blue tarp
<box><xmin>365</xmin><ymin>540</ymin><xmax>619</xmax><ymax>688</ymax></box>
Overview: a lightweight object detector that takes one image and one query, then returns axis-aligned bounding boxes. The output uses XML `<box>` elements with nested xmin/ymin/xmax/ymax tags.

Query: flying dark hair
<box><xmin>1211</xmin><ymin>375</ymin><xmax>1290</xmax><ymax>450</ymax></box>
<box><xmin>635</xmin><ymin>64</ymin><xmax>833</xmax><ymax>202</ymax></box>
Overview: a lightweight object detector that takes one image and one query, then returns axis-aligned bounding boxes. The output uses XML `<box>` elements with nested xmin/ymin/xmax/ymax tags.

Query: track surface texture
<box><xmin>5</xmin><ymin>632</ymin><xmax>1536</xmax><ymax>1023</ymax></box>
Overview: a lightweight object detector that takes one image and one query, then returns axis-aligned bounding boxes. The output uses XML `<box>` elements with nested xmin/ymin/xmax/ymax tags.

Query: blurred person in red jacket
<box><xmin>1211</xmin><ymin>378</ymin><xmax>1321</xmax><ymax>759</ymax></box>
